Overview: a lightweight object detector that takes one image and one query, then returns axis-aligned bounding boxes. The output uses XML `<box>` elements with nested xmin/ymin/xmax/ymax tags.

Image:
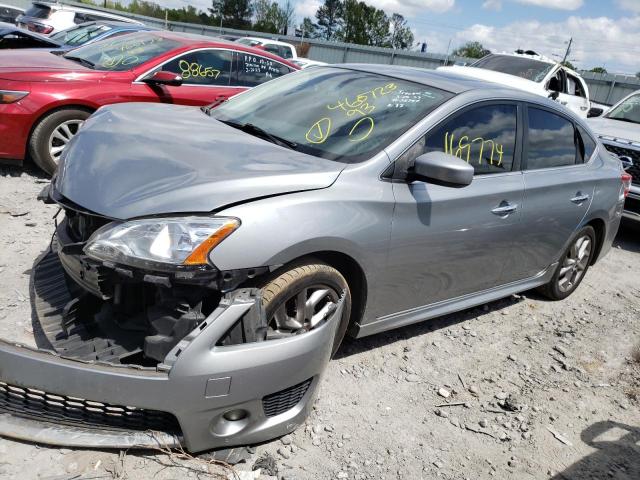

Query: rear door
<box><xmin>512</xmin><ymin>105</ymin><xmax>597</xmax><ymax>279</ymax></box>
<box><xmin>236</xmin><ymin>51</ymin><xmax>295</xmax><ymax>87</ymax></box>
<box><xmin>382</xmin><ymin>102</ymin><xmax>525</xmax><ymax>316</ymax></box>
<box><xmin>130</xmin><ymin>48</ymin><xmax>246</xmax><ymax>106</ymax></box>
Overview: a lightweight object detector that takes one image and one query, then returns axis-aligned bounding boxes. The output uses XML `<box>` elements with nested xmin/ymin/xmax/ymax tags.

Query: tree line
<box><xmin>82</xmin><ymin>0</ymin><xmax>415</xmax><ymax>49</ymax></box>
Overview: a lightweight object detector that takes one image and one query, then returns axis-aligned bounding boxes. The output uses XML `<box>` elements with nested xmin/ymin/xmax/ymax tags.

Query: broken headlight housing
<box><xmin>84</xmin><ymin>217</ymin><xmax>239</xmax><ymax>270</ymax></box>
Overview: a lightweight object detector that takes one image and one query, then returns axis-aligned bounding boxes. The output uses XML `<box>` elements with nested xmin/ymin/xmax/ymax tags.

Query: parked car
<box><xmin>0</xmin><ymin>3</ymin><xmax>23</xmax><ymax>23</ymax></box>
<box><xmin>0</xmin><ymin>21</ymin><xmax>61</xmax><ymax>48</ymax></box>
<box><xmin>588</xmin><ymin>90</ymin><xmax>640</xmax><ymax>221</ymax></box>
<box><xmin>0</xmin><ymin>20</ymin><xmax>156</xmax><ymax>50</ymax></box>
<box><xmin>0</xmin><ymin>65</ymin><xmax>627</xmax><ymax>453</ymax></box>
<box><xmin>0</xmin><ymin>30</ymin><xmax>298</xmax><ymax>174</ymax></box>
<box><xmin>16</xmin><ymin>1</ymin><xmax>142</xmax><ymax>34</ymax></box>
<box><xmin>440</xmin><ymin>50</ymin><xmax>592</xmax><ymax>117</ymax></box>
<box><xmin>291</xmin><ymin>57</ymin><xmax>326</xmax><ymax>69</ymax></box>
<box><xmin>236</xmin><ymin>36</ymin><xmax>297</xmax><ymax>60</ymax></box>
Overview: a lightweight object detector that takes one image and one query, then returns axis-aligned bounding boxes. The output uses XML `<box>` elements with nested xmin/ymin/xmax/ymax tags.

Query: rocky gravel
<box><xmin>0</xmin><ymin>165</ymin><xmax>639</xmax><ymax>480</ymax></box>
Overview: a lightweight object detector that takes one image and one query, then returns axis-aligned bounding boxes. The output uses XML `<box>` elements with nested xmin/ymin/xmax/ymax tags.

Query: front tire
<box><xmin>28</xmin><ymin>108</ymin><xmax>91</xmax><ymax>175</ymax></box>
<box><xmin>539</xmin><ymin>225</ymin><xmax>596</xmax><ymax>300</ymax></box>
<box><xmin>259</xmin><ymin>259</ymin><xmax>352</xmax><ymax>356</ymax></box>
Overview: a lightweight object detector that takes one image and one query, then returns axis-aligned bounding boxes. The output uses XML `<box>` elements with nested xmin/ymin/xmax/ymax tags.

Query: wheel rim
<box><xmin>48</xmin><ymin>119</ymin><xmax>84</xmax><ymax>164</ymax></box>
<box><xmin>557</xmin><ymin>235</ymin><xmax>591</xmax><ymax>293</ymax></box>
<box><xmin>267</xmin><ymin>284</ymin><xmax>340</xmax><ymax>339</ymax></box>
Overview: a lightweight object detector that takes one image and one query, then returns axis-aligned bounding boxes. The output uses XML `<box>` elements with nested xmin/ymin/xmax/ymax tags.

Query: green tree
<box><xmin>561</xmin><ymin>60</ymin><xmax>576</xmax><ymax>70</ymax></box>
<box><xmin>389</xmin><ymin>13</ymin><xmax>413</xmax><ymax>50</ymax></box>
<box><xmin>253</xmin><ymin>0</ymin><xmax>278</xmax><ymax>32</ymax></box>
<box><xmin>301</xmin><ymin>16</ymin><xmax>319</xmax><ymax>38</ymax></box>
<box><xmin>341</xmin><ymin>0</ymin><xmax>389</xmax><ymax>47</ymax></box>
<box><xmin>316</xmin><ymin>0</ymin><xmax>343</xmax><ymax>40</ymax></box>
<box><xmin>210</xmin><ymin>0</ymin><xmax>253</xmax><ymax>30</ymax></box>
<box><xmin>589</xmin><ymin>67</ymin><xmax>607</xmax><ymax>74</ymax></box>
<box><xmin>452</xmin><ymin>41</ymin><xmax>490</xmax><ymax>59</ymax></box>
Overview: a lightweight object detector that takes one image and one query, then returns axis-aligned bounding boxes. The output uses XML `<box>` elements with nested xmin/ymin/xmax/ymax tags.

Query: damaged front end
<box><xmin>0</xmin><ymin>188</ymin><xmax>344</xmax><ymax>452</ymax></box>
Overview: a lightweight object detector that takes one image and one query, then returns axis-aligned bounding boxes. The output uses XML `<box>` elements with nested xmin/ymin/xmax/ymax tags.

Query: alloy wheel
<box><xmin>48</xmin><ymin>119</ymin><xmax>84</xmax><ymax>164</ymax></box>
<box><xmin>267</xmin><ymin>284</ymin><xmax>340</xmax><ymax>339</ymax></box>
<box><xmin>557</xmin><ymin>235</ymin><xmax>591</xmax><ymax>293</ymax></box>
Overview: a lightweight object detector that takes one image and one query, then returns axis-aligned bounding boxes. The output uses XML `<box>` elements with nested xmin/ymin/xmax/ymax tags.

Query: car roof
<box><xmin>241</xmin><ymin>36</ymin><xmax>293</xmax><ymax>46</ymax></box>
<box><xmin>72</xmin><ymin>20</ymin><xmax>157</xmax><ymax>30</ymax></box>
<box><xmin>32</xmin><ymin>1</ymin><xmax>141</xmax><ymax>20</ymax></box>
<box><xmin>0</xmin><ymin>3</ymin><xmax>23</xmax><ymax>9</ymax></box>
<box><xmin>333</xmin><ymin>63</ymin><xmax>572</xmax><ymax>107</ymax></box>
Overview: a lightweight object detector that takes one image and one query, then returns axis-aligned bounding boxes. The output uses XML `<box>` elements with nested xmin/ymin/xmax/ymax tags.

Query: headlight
<box><xmin>84</xmin><ymin>217</ymin><xmax>239</xmax><ymax>269</ymax></box>
<box><xmin>0</xmin><ymin>90</ymin><xmax>29</xmax><ymax>104</ymax></box>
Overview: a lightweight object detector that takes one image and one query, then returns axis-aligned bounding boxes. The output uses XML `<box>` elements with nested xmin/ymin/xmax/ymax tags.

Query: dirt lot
<box><xmin>0</xmin><ymin>165</ymin><xmax>639</xmax><ymax>480</ymax></box>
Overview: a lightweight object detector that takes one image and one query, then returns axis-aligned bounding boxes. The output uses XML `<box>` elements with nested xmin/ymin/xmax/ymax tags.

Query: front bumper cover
<box><xmin>0</xmin><ymin>252</ymin><xmax>345</xmax><ymax>452</ymax></box>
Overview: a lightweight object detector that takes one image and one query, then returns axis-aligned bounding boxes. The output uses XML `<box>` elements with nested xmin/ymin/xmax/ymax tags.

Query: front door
<box><xmin>381</xmin><ymin>103</ymin><xmax>525</xmax><ymax>318</ymax></box>
<box><xmin>558</xmin><ymin>70</ymin><xmax>590</xmax><ymax>117</ymax></box>
<box><xmin>129</xmin><ymin>48</ymin><xmax>246</xmax><ymax>106</ymax></box>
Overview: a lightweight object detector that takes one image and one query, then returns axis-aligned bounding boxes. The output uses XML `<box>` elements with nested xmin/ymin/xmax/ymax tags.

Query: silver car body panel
<box><xmin>0</xmin><ymin>65</ymin><xmax>624</xmax><ymax>452</ymax></box>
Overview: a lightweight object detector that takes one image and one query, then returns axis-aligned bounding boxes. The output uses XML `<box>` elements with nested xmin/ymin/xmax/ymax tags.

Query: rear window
<box><xmin>24</xmin><ymin>5</ymin><xmax>51</xmax><ymax>18</ymax></box>
<box><xmin>51</xmin><ymin>24</ymin><xmax>111</xmax><ymax>46</ymax></box>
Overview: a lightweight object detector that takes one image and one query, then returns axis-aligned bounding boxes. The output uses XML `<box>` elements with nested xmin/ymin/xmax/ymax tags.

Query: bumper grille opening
<box><xmin>603</xmin><ymin>143</ymin><xmax>640</xmax><ymax>185</ymax></box>
<box><xmin>262</xmin><ymin>378</ymin><xmax>313</xmax><ymax>418</ymax></box>
<box><xmin>0</xmin><ymin>381</ymin><xmax>181</xmax><ymax>434</ymax></box>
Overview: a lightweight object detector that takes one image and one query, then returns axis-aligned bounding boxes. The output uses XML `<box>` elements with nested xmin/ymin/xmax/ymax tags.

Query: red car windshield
<box><xmin>63</xmin><ymin>32</ymin><xmax>180</xmax><ymax>71</ymax></box>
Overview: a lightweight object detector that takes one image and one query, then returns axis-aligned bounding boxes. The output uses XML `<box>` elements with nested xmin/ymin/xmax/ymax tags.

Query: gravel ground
<box><xmin>0</xmin><ymin>165</ymin><xmax>639</xmax><ymax>480</ymax></box>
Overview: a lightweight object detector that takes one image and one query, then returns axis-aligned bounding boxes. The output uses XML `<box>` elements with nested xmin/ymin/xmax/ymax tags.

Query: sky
<box><xmin>158</xmin><ymin>0</ymin><xmax>640</xmax><ymax>74</ymax></box>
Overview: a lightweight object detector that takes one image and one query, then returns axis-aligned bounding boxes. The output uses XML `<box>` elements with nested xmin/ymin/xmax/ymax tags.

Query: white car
<box><xmin>439</xmin><ymin>51</ymin><xmax>591</xmax><ymax>117</ymax></box>
<box><xmin>291</xmin><ymin>58</ymin><xmax>326</xmax><ymax>69</ymax></box>
<box><xmin>16</xmin><ymin>1</ymin><xmax>142</xmax><ymax>35</ymax></box>
<box><xmin>0</xmin><ymin>3</ymin><xmax>23</xmax><ymax>24</ymax></box>
<box><xmin>236</xmin><ymin>36</ymin><xmax>297</xmax><ymax>60</ymax></box>
<box><xmin>588</xmin><ymin>90</ymin><xmax>640</xmax><ymax>220</ymax></box>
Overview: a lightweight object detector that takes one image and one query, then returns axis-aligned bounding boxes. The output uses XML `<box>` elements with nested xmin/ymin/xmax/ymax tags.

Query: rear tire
<box><xmin>538</xmin><ymin>225</ymin><xmax>596</xmax><ymax>300</ymax></box>
<box><xmin>259</xmin><ymin>259</ymin><xmax>352</xmax><ymax>357</ymax></box>
<box><xmin>28</xmin><ymin>108</ymin><xmax>91</xmax><ymax>176</ymax></box>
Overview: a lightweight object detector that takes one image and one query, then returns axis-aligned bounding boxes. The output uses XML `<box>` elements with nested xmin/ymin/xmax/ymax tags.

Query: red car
<box><xmin>0</xmin><ymin>30</ymin><xmax>298</xmax><ymax>174</ymax></box>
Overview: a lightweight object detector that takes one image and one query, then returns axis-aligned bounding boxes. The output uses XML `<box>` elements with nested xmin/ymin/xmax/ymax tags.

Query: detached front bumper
<box><xmin>0</xmin><ymin>251</ymin><xmax>344</xmax><ymax>452</ymax></box>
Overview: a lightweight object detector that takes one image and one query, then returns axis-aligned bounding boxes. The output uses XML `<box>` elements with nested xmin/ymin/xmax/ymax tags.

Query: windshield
<box><xmin>471</xmin><ymin>54</ymin><xmax>555</xmax><ymax>82</ymax></box>
<box><xmin>24</xmin><ymin>5</ymin><xmax>51</xmax><ymax>18</ymax></box>
<box><xmin>63</xmin><ymin>32</ymin><xmax>180</xmax><ymax>71</ymax></box>
<box><xmin>212</xmin><ymin>67</ymin><xmax>453</xmax><ymax>163</ymax></box>
<box><xmin>51</xmin><ymin>24</ymin><xmax>111</xmax><ymax>46</ymax></box>
<box><xmin>606</xmin><ymin>93</ymin><xmax>640</xmax><ymax>124</ymax></box>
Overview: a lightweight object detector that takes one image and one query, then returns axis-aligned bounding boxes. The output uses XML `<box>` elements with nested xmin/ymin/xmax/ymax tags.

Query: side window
<box><xmin>280</xmin><ymin>45</ymin><xmax>294</xmax><ymax>59</ymax></box>
<box><xmin>421</xmin><ymin>104</ymin><xmax>518</xmax><ymax>175</ymax></box>
<box><xmin>237</xmin><ymin>53</ymin><xmax>292</xmax><ymax>87</ymax></box>
<box><xmin>526</xmin><ymin>108</ymin><xmax>577</xmax><ymax>169</ymax></box>
<box><xmin>547</xmin><ymin>70</ymin><xmax>563</xmax><ymax>93</ymax></box>
<box><xmin>164</xmin><ymin>49</ymin><xmax>232</xmax><ymax>86</ymax></box>
<box><xmin>576</xmin><ymin>124</ymin><xmax>596</xmax><ymax>164</ymax></box>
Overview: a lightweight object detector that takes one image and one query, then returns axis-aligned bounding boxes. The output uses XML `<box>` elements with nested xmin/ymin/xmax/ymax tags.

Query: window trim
<box><xmin>522</xmin><ymin>103</ymin><xmax>595</xmax><ymax>172</ymax></box>
<box><xmin>134</xmin><ymin>47</ymin><xmax>238</xmax><ymax>86</ymax></box>
<box><xmin>388</xmin><ymin>99</ymin><xmax>524</xmax><ymax>181</ymax></box>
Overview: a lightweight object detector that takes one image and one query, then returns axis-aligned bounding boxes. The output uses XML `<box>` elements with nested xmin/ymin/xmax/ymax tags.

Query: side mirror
<box><xmin>587</xmin><ymin>107</ymin><xmax>604</xmax><ymax>118</ymax></box>
<box><xmin>143</xmin><ymin>70</ymin><xmax>183</xmax><ymax>86</ymax></box>
<box><xmin>548</xmin><ymin>91</ymin><xmax>560</xmax><ymax>101</ymax></box>
<box><xmin>412</xmin><ymin>152</ymin><xmax>474</xmax><ymax>187</ymax></box>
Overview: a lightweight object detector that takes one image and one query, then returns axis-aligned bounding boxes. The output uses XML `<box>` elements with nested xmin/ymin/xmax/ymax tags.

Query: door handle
<box><xmin>570</xmin><ymin>194</ymin><xmax>590</xmax><ymax>204</ymax></box>
<box><xmin>580</xmin><ymin>106</ymin><xmax>588</xmax><ymax>111</ymax></box>
<box><xmin>491</xmin><ymin>203</ymin><xmax>518</xmax><ymax>216</ymax></box>
<box><xmin>560</xmin><ymin>101</ymin><xmax>568</xmax><ymax>105</ymax></box>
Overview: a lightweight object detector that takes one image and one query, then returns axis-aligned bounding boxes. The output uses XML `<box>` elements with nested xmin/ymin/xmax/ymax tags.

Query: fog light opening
<box><xmin>223</xmin><ymin>409</ymin><xmax>248</xmax><ymax>422</ymax></box>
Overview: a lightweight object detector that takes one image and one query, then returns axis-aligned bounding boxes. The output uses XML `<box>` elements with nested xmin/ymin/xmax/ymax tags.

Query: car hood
<box><xmin>587</xmin><ymin>116</ymin><xmax>640</xmax><ymax>144</ymax></box>
<box><xmin>55</xmin><ymin>103</ymin><xmax>345</xmax><ymax>220</ymax></box>
<box><xmin>0</xmin><ymin>49</ymin><xmax>90</xmax><ymax>80</ymax></box>
<box><xmin>439</xmin><ymin>66</ymin><xmax>542</xmax><ymax>93</ymax></box>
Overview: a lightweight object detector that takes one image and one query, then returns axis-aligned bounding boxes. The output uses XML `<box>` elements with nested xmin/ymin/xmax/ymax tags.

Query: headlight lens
<box><xmin>0</xmin><ymin>90</ymin><xmax>29</xmax><ymax>104</ymax></box>
<box><xmin>84</xmin><ymin>217</ymin><xmax>239</xmax><ymax>269</ymax></box>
